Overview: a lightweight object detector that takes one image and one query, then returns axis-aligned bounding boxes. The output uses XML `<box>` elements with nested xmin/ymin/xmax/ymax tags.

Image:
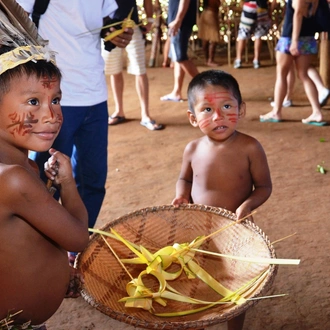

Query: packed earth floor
<box><xmin>46</xmin><ymin>45</ymin><xmax>330</xmax><ymax>330</ymax></box>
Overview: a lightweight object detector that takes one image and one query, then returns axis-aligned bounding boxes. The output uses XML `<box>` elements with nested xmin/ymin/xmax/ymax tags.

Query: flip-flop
<box><xmin>302</xmin><ymin>120</ymin><xmax>328</xmax><ymax>126</ymax></box>
<box><xmin>108</xmin><ymin>115</ymin><xmax>126</xmax><ymax>125</ymax></box>
<box><xmin>160</xmin><ymin>94</ymin><xmax>183</xmax><ymax>102</ymax></box>
<box><xmin>259</xmin><ymin>117</ymin><xmax>282</xmax><ymax>123</ymax></box>
<box><xmin>140</xmin><ymin>120</ymin><xmax>164</xmax><ymax>131</ymax></box>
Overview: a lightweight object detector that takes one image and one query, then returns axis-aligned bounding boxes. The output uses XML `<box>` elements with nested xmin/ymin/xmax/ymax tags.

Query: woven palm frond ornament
<box><xmin>0</xmin><ymin>0</ymin><xmax>56</xmax><ymax>75</ymax></box>
<box><xmin>76</xmin><ymin>204</ymin><xmax>299</xmax><ymax>329</ymax></box>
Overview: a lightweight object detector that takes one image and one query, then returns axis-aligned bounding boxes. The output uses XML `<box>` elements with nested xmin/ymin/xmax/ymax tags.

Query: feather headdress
<box><xmin>0</xmin><ymin>0</ymin><xmax>56</xmax><ymax>75</ymax></box>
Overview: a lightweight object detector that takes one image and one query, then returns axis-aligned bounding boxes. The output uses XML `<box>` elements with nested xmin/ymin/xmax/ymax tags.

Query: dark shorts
<box><xmin>276</xmin><ymin>36</ymin><xmax>318</xmax><ymax>55</ymax></box>
<box><xmin>169</xmin><ymin>25</ymin><xmax>193</xmax><ymax>62</ymax></box>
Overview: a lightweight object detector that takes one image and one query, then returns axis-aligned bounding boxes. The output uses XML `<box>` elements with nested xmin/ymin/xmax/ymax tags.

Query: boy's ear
<box><xmin>238</xmin><ymin>102</ymin><xmax>246</xmax><ymax>119</ymax></box>
<box><xmin>187</xmin><ymin>110</ymin><xmax>198</xmax><ymax>127</ymax></box>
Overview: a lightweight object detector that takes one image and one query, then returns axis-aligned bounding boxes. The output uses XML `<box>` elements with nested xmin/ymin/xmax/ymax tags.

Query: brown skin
<box><xmin>172</xmin><ymin>85</ymin><xmax>272</xmax><ymax>220</ymax></box>
<box><xmin>172</xmin><ymin>84</ymin><xmax>272</xmax><ymax>330</ymax></box>
<box><xmin>0</xmin><ymin>74</ymin><xmax>89</xmax><ymax>325</ymax></box>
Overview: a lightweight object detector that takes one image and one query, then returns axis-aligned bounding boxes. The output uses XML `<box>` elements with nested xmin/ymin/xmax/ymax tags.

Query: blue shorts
<box><xmin>169</xmin><ymin>25</ymin><xmax>193</xmax><ymax>62</ymax></box>
<box><xmin>276</xmin><ymin>36</ymin><xmax>318</xmax><ymax>55</ymax></box>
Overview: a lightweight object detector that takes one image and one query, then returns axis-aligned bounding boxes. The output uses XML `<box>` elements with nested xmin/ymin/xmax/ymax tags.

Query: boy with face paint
<box><xmin>172</xmin><ymin>70</ymin><xmax>272</xmax><ymax>329</ymax></box>
<box><xmin>0</xmin><ymin>1</ymin><xmax>89</xmax><ymax>327</ymax></box>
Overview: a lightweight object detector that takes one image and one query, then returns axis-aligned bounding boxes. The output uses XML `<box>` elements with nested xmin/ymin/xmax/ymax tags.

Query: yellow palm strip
<box><xmin>192</xmin><ymin>249</ymin><xmax>300</xmax><ymax>265</ymax></box>
<box><xmin>88</xmin><ymin>224</ymin><xmax>291</xmax><ymax>316</ymax></box>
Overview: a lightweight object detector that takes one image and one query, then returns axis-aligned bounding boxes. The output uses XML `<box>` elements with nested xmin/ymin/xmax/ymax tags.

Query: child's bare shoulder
<box><xmin>185</xmin><ymin>136</ymin><xmax>207</xmax><ymax>152</ymax></box>
<box><xmin>236</xmin><ymin>131</ymin><xmax>264</xmax><ymax>149</ymax></box>
<box><xmin>0</xmin><ymin>163</ymin><xmax>44</xmax><ymax>199</ymax></box>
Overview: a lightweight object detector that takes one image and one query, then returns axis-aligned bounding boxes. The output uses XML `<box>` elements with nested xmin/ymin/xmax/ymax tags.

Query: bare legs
<box><xmin>202</xmin><ymin>40</ymin><xmax>218</xmax><ymax>67</ymax></box>
<box><xmin>162</xmin><ymin>37</ymin><xmax>172</xmax><ymax>68</ymax></box>
<box><xmin>109</xmin><ymin>72</ymin><xmax>124</xmax><ymax>118</ymax></box>
<box><xmin>234</xmin><ymin>37</ymin><xmax>262</xmax><ymax>68</ymax></box>
<box><xmin>253</xmin><ymin>37</ymin><xmax>262</xmax><ymax>63</ymax></box>
<box><xmin>161</xmin><ymin>59</ymin><xmax>199</xmax><ymax>100</ymax></box>
<box><xmin>109</xmin><ymin>72</ymin><xmax>161</xmax><ymax>128</ymax></box>
<box><xmin>295</xmin><ymin>55</ymin><xmax>323</xmax><ymax>123</ymax></box>
<box><xmin>260</xmin><ymin>51</ymin><xmax>324</xmax><ymax>123</ymax></box>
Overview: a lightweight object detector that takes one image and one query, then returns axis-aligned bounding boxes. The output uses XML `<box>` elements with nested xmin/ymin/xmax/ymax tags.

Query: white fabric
<box><xmin>17</xmin><ymin>0</ymin><xmax>118</xmax><ymax>106</ymax></box>
<box><xmin>103</xmin><ymin>27</ymin><xmax>146</xmax><ymax>76</ymax></box>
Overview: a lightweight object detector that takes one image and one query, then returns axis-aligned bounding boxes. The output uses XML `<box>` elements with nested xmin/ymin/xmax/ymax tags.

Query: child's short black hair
<box><xmin>187</xmin><ymin>70</ymin><xmax>243</xmax><ymax>114</ymax></box>
<box><xmin>0</xmin><ymin>60</ymin><xmax>62</xmax><ymax>100</ymax></box>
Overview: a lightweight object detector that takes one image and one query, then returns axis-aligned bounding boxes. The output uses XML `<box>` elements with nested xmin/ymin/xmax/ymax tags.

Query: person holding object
<box><xmin>0</xmin><ymin>0</ymin><xmax>89</xmax><ymax>326</ymax></box>
<box><xmin>17</xmin><ymin>0</ymin><xmax>133</xmax><ymax>230</ymax></box>
<box><xmin>172</xmin><ymin>70</ymin><xmax>272</xmax><ymax>330</ymax></box>
<box><xmin>105</xmin><ymin>0</ymin><xmax>164</xmax><ymax>131</ymax></box>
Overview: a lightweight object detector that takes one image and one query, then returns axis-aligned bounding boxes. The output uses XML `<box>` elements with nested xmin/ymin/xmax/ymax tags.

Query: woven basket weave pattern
<box><xmin>76</xmin><ymin>204</ymin><xmax>277</xmax><ymax>329</ymax></box>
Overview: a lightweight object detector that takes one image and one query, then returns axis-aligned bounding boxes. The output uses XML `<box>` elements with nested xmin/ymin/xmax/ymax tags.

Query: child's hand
<box><xmin>235</xmin><ymin>204</ymin><xmax>253</xmax><ymax>222</ymax></box>
<box><xmin>44</xmin><ymin>148</ymin><xmax>74</xmax><ymax>187</ymax></box>
<box><xmin>171</xmin><ymin>196</ymin><xmax>189</xmax><ymax>208</ymax></box>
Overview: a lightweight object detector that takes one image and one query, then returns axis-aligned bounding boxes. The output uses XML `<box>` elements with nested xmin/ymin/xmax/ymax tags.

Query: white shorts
<box><xmin>103</xmin><ymin>27</ymin><xmax>146</xmax><ymax>76</ymax></box>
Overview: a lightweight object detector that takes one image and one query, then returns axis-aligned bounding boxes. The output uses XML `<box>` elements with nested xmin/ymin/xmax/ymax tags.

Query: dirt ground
<box><xmin>46</xmin><ymin>45</ymin><xmax>330</xmax><ymax>330</ymax></box>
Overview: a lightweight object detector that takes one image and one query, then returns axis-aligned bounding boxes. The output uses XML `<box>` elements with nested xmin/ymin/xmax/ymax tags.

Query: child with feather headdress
<box><xmin>0</xmin><ymin>0</ymin><xmax>89</xmax><ymax>328</ymax></box>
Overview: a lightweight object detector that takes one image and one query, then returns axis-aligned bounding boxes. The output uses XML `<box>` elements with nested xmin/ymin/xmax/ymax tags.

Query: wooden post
<box><xmin>319</xmin><ymin>32</ymin><xmax>330</xmax><ymax>88</ymax></box>
<box><xmin>149</xmin><ymin>2</ymin><xmax>162</xmax><ymax>68</ymax></box>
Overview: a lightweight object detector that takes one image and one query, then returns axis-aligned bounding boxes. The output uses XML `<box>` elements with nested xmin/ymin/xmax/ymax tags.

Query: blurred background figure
<box><xmin>234</xmin><ymin>0</ymin><xmax>271</xmax><ymax>69</ymax></box>
<box><xmin>197</xmin><ymin>0</ymin><xmax>221</xmax><ymax>67</ymax></box>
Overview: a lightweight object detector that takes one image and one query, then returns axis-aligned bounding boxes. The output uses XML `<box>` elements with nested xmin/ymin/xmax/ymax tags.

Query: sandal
<box><xmin>108</xmin><ymin>115</ymin><xmax>126</xmax><ymax>125</ymax></box>
<box><xmin>140</xmin><ymin>120</ymin><xmax>164</xmax><ymax>131</ymax></box>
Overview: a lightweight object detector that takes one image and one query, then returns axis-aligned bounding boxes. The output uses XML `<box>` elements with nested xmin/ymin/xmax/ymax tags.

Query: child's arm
<box><xmin>44</xmin><ymin>148</ymin><xmax>88</xmax><ymax>228</ymax></box>
<box><xmin>172</xmin><ymin>143</ymin><xmax>194</xmax><ymax>207</ymax></box>
<box><xmin>235</xmin><ymin>141</ymin><xmax>272</xmax><ymax>220</ymax></box>
<box><xmin>4</xmin><ymin>150</ymin><xmax>89</xmax><ymax>252</ymax></box>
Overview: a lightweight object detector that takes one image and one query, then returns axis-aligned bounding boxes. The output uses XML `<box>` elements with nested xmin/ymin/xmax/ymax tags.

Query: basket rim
<box><xmin>76</xmin><ymin>204</ymin><xmax>278</xmax><ymax>329</ymax></box>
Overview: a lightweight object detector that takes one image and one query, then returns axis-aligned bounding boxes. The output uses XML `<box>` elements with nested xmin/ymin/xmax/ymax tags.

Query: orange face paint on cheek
<box><xmin>227</xmin><ymin>113</ymin><xmax>238</xmax><ymax>123</ymax></box>
<box><xmin>199</xmin><ymin>117</ymin><xmax>212</xmax><ymax>129</ymax></box>
<box><xmin>7</xmin><ymin>111</ymin><xmax>38</xmax><ymax>136</ymax></box>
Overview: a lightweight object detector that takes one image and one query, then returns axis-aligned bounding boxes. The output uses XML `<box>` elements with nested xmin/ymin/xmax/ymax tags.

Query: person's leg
<box><xmin>103</xmin><ymin>46</ymin><xmax>125</xmax><ymax>125</ymax></box>
<box><xmin>234</xmin><ymin>2</ymin><xmax>255</xmax><ymax>68</ymax></box>
<box><xmin>173</xmin><ymin>61</ymin><xmax>185</xmax><ymax>98</ymax></box>
<box><xmin>253</xmin><ymin>7</ymin><xmax>271</xmax><ymax>68</ymax></box>
<box><xmin>162</xmin><ymin>36</ymin><xmax>172</xmax><ymax>67</ymax></box>
<box><xmin>285</xmin><ymin>65</ymin><xmax>296</xmax><ymax>102</ymax></box>
<box><xmin>307</xmin><ymin>66</ymin><xmax>330</xmax><ymax>106</ymax></box>
<box><xmin>73</xmin><ymin>102</ymin><xmax>108</xmax><ymax>228</ymax></box>
<box><xmin>135</xmin><ymin>74</ymin><xmax>149</xmax><ymax>121</ymax></box>
<box><xmin>179</xmin><ymin>58</ymin><xmax>199</xmax><ymax>78</ymax></box>
<box><xmin>253</xmin><ymin>37</ymin><xmax>262</xmax><ymax>66</ymax></box>
<box><xmin>109</xmin><ymin>72</ymin><xmax>125</xmax><ymax>118</ymax></box>
<box><xmin>126</xmin><ymin>27</ymin><xmax>163</xmax><ymax>129</ymax></box>
<box><xmin>161</xmin><ymin>25</ymin><xmax>198</xmax><ymax>101</ymax></box>
<box><xmin>235</xmin><ymin>39</ymin><xmax>246</xmax><ymax>63</ymax></box>
<box><xmin>295</xmin><ymin>55</ymin><xmax>324</xmax><ymax>123</ymax></box>
<box><xmin>207</xmin><ymin>42</ymin><xmax>218</xmax><ymax>66</ymax></box>
<box><xmin>260</xmin><ymin>50</ymin><xmax>293</xmax><ymax>121</ymax></box>
<box><xmin>227</xmin><ymin>312</ymin><xmax>246</xmax><ymax>330</ymax></box>
<box><xmin>270</xmin><ymin>64</ymin><xmax>295</xmax><ymax>107</ymax></box>
<box><xmin>202</xmin><ymin>39</ymin><xmax>209</xmax><ymax>63</ymax></box>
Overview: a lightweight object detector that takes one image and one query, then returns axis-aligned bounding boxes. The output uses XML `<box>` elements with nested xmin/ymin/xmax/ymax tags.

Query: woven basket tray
<box><xmin>76</xmin><ymin>204</ymin><xmax>277</xmax><ymax>329</ymax></box>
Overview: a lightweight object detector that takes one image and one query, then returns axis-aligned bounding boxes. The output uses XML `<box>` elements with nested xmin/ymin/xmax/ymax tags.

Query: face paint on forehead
<box><xmin>204</xmin><ymin>90</ymin><xmax>232</xmax><ymax>103</ymax></box>
<box><xmin>40</xmin><ymin>75</ymin><xmax>58</xmax><ymax>89</ymax></box>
